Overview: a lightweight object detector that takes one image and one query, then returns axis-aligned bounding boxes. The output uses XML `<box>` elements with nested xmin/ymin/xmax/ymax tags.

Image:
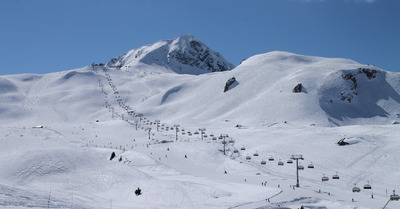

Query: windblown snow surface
<box><xmin>1</xmin><ymin>37</ymin><xmax>400</xmax><ymax>209</ymax></box>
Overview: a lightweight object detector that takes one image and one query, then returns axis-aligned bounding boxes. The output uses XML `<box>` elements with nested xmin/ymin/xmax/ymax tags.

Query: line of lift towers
<box><xmin>129</xmin><ymin>117</ymin><xmax>400</xmax><ymax>208</ymax></box>
<box><xmin>227</xmin><ymin>139</ymin><xmax>399</xmax><ymax>208</ymax></box>
<box><xmin>98</xmin><ymin>66</ymin><xmax>398</xmax><ymax>208</ymax></box>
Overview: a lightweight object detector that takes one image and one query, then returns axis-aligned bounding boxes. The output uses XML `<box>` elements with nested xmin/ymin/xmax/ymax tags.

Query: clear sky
<box><xmin>1</xmin><ymin>0</ymin><xmax>399</xmax><ymax>75</ymax></box>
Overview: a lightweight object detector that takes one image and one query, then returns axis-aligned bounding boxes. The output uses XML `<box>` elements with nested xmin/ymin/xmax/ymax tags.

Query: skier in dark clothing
<box><xmin>135</xmin><ymin>187</ymin><xmax>142</xmax><ymax>196</ymax></box>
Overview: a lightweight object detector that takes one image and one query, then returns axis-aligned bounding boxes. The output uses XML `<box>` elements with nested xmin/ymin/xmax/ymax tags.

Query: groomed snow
<box><xmin>1</xmin><ymin>45</ymin><xmax>400</xmax><ymax>208</ymax></box>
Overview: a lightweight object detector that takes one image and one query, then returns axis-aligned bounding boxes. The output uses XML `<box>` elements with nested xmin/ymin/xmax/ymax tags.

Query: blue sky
<box><xmin>0</xmin><ymin>0</ymin><xmax>399</xmax><ymax>75</ymax></box>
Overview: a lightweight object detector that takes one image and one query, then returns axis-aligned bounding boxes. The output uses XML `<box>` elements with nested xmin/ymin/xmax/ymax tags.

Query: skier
<box><xmin>135</xmin><ymin>187</ymin><xmax>142</xmax><ymax>196</ymax></box>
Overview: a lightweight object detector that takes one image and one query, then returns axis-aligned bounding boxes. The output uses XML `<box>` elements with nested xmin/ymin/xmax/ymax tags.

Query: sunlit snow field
<box><xmin>1</xmin><ymin>36</ymin><xmax>400</xmax><ymax>208</ymax></box>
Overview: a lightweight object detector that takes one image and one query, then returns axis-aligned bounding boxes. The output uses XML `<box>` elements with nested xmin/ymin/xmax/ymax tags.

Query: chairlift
<box><xmin>391</xmin><ymin>190</ymin><xmax>400</xmax><ymax>201</ymax></box>
<box><xmin>308</xmin><ymin>162</ymin><xmax>314</xmax><ymax>168</ymax></box>
<box><xmin>241</xmin><ymin>146</ymin><xmax>246</xmax><ymax>150</ymax></box>
<box><xmin>278</xmin><ymin>160</ymin><xmax>284</xmax><ymax>166</ymax></box>
<box><xmin>229</xmin><ymin>139</ymin><xmax>234</xmax><ymax>143</ymax></box>
<box><xmin>233</xmin><ymin>149</ymin><xmax>239</xmax><ymax>153</ymax></box>
<box><xmin>322</xmin><ymin>174</ymin><xmax>329</xmax><ymax>182</ymax></box>
<box><xmin>298</xmin><ymin>164</ymin><xmax>304</xmax><ymax>170</ymax></box>
<box><xmin>352</xmin><ymin>184</ymin><xmax>361</xmax><ymax>193</ymax></box>
<box><xmin>287</xmin><ymin>159</ymin><xmax>293</xmax><ymax>164</ymax></box>
<box><xmin>332</xmin><ymin>172</ymin><xmax>340</xmax><ymax>180</ymax></box>
<box><xmin>246</xmin><ymin>156</ymin><xmax>251</xmax><ymax>160</ymax></box>
<box><xmin>253</xmin><ymin>153</ymin><xmax>259</xmax><ymax>157</ymax></box>
<box><xmin>269</xmin><ymin>156</ymin><xmax>274</xmax><ymax>161</ymax></box>
<box><xmin>194</xmin><ymin>131</ymin><xmax>199</xmax><ymax>134</ymax></box>
<box><xmin>364</xmin><ymin>183</ymin><xmax>372</xmax><ymax>190</ymax></box>
<box><xmin>261</xmin><ymin>160</ymin><xmax>266</xmax><ymax>165</ymax></box>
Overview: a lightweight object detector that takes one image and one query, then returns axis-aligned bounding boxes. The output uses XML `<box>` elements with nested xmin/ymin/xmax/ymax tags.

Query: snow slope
<box><xmin>106</xmin><ymin>34</ymin><xmax>235</xmax><ymax>75</ymax></box>
<box><xmin>1</xmin><ymin>36</ymin><xmax>400</xmax><ymax>209</ymax></box>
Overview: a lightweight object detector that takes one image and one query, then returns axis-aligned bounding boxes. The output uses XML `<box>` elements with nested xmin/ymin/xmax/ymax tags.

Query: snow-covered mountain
<box><xmin>3</xmin><ymin>49</ymin><xmax>400</xmax><ymax>127</ymax></box>
<box><xmin>1</xmin><ymin>36</ymin><xmax>400</xmax><ymax>209</ymax></box>
<box><xmin>105</xmin><ymin>34</ymin><xmax>235</xmax><ymax>75</ymax></box>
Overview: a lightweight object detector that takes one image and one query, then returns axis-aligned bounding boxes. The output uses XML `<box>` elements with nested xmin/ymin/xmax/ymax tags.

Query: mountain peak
<box><xmin>107</xmin><ymin>35</ymin><xmax>235</xmax><ymax>75</ymax></box>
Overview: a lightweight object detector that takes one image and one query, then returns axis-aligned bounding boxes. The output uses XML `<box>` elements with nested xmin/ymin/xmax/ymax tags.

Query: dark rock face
<box><xmin>337</xmin><ymin>138</ymin><xmax>349</xmax><ymax>146</ymax></box>
<box><xmin>338</xmin><ymin>68</ymin><xmax>378</xmax><ymax>103</ymax></box>
<box><xmin>110</xmin><ymin>152</ymin><xmax>116</xmax><ymax>160</ymax></box>
<box><xmin>224</xmin><ymin>77</ymin><xmax>237</xmax><ymax>92</ymax></box>
<box><xmin>358</xmin><ymin>68</ymin><xmax>377</xmax><ymax>79</ymax></box>
<box><xmin>169</xmin><ymin>40</ymin><xmax>234</xmax><ymax>72</ymax></box>
<box><xmin>293</xmin><ymin>83</ymin><xmax>303</xmax><ymax>93</ymax></box>
<box><xmin>340</xmin><ymin>73</ymin><xmax>358</xmax><ymax>103</ymax></box>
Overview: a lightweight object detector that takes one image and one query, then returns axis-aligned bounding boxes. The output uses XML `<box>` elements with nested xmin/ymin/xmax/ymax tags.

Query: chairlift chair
<box><xmin>261</xmin><ymin>160</ymin><xmax>266</xmax><ymax>165</ymax></box>
<box><xmin>352</xmin><ymin>185</ymin><xmax>361</xmax><ymax>193</ymax></box>
<box><xmin>390</xmin><ymin>194</ymin><xmax>400</xmax><ymax>201</ymax></box>
<box><xmin>332</xmin><ymin>172</ymin><xmax>340</xmax><ymax>180</ymax></box>
<box><xmin>269</xmin><ymin>156</ymin><xmax>274</xmax><ymax>161</ymax></box>
<box><xmin>253</xmin><ymin>153</ymin><xmax>259</xmax><ymax>156</ymax></box>
<box><xmin>298</xmin><ymin>164</ymin><xmax>304</xmax><ymax>170</ymax></box>
<box><xmin>278</xmin><ymin>160</ymin><xmax>284</xmax><ymax>166</ymax></box>
<box><xmin>246</xmin><ymin>156</ymin><xmax>251</xmax><ymax>160</ymax></box>
<box><xmin>241</xmin><ymin>147</ymin><xmax>246</xmax><ymax>150</ymax></box>
<box><xmin>322</xmin><ymin>174</ymin><xmax>329</xmax><ymax>182</ymax></box>
<box><xmin>233</xmin><ymin>149</ymin><xmax>239</xmax><ymax>153</ymax></box>
<box><xmin>308</xmin><ymin>162</ymin><xmax>314</xmax><ymax>168</ymax></box>
<box><xmin>364</xmin><ymin>183</ymin><xmax>372</xmax><ymax>189</ymax></box>
<box><xmin>287</xmin><ymin>159</ymin><xmax>293</xmax><ymax>164</ymax></box>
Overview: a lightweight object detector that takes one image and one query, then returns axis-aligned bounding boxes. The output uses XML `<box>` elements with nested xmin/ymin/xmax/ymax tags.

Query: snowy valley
<box><xmin>1</xmin><ymin>35</ymin><xmax>400</xmax><ymax>209</ymax></box>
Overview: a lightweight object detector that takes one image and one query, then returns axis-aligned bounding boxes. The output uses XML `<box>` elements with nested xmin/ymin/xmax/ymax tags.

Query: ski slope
<box><xmin>1</xmin><ymin>36</ymin><xmax>400</xmax><ymax>208</ymax></box>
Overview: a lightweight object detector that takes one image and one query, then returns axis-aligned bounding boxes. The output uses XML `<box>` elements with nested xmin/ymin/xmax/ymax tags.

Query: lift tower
<box><xmin>291</xmin><ymin>155</ymin><xmax>304</xmax><ymax>187</ymax></box>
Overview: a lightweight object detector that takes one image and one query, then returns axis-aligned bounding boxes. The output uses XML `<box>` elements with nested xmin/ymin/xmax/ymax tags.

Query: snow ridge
<box><xmin>107</xmin><ymin>35</ymin><xmax>235</xmax><ymax>75</ymax></box>
<box><xmin>2</xmin><ymin>42</ymin><xmax>400</xmax><ymax>209</ymax></box>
